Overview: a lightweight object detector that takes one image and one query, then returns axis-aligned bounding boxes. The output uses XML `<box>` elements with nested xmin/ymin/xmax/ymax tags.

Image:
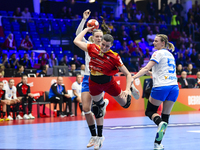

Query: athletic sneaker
<box><xmin>130</xmin><ymin>82</ymin><xmax>140</xmax><ymax>100</ymax></box>
<box><xmin>60</xmin><ymin>112</ymin><xmax>66</xmax><ymax>118</ymax></box>
<box><xmin>7</xmin><ymin>115</ymin><xmax>13</xmax><ymax>120</ymax></box>
<box><xmin>156</xmin><ymin>121</ymin><xmax>168</xmax><ymax>141</ymax></box>
<box><xmin>94</xmin><ymin>136</ymin><xmax>105</xmax><ymax>150</ymax></box>
<box><xmin>87</xmin><ymin>136</ymin><xmax>97</xmax><ymax>148</ymax></box>
<box><xmin>102</xmin><ymin>99</ymin><xmax>109</xmax><ymax>117</ymax></box>
<box><xmin>154</xmin><ymin>143</ymin><xmax>164</xmax><ymax>150</ymax></box>
<box><xmin>28</xmin><ymin>113</ymin><xmax>35</xmax><ymax>119</ymax></box>
<box><xmin>3</xmin><ymin>116</ymin><xmax>9</xmax><ymax>121</ymax></box>
<box><xmin>23</xmin><ymin>114</ymin><xmax>30</xmax><ymax>120</ymax></box>
<box><xmin>0</xmin><ymin>118</ymin><xmax>4</xmax><ymax>121</ymax></box>
<box><xmin>16</xmin><ymin>114</ymin><xmax>23</xmax><ymax>120</ymax></box>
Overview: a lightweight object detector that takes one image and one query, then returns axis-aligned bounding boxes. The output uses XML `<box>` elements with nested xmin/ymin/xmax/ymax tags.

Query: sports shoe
<box><xmin>23</xmin><ymin>114</ymin><xmax>30</xmax><ymax>120</ymax></box>
<box><xmin>156</xmin><ymin>121</ymin><xmax>168</xmax><ymax>141</ymax></box>
<box><xmin>130</xmin><ymin>82</ymin><xmax>140</xmax><ymax>100</ymax></box>
<box><xmin>7</xmin><ymin>115</ymin><xmax>13</xmax><ymax>120</ymax></box>
<box><xmin>28</xmin><ymin>113</ymin><xmax>35</xmax><ymax>119</ymax></box>
<box><xmin>94</xmin><ymin>136</ymin><xmax>105</xmax><ymax>150</ymax></box>
<box><xmin>0</xmin><ymin>118</ymin><xmax>4</xmax><ymax>121</ymax></box>
<box><xmin>16</xmin><ymin>114</ymin><xmax>23</xmax><ymax>120</ymax></box>
<box><xmin>87</xmin><ymin>136</ymin><xmax>97</xmax><ymax>148</ymax></box>
<box><xmin>102</xmin><ymin>99</ymin><xmax>109</xmax><ymax>117</ymax></box>
<box><xmin>3</xmin><ymin>116</ymin><xmax>9</xmax><ymax>121</ymax></box>
<box><xmin>154</xmin><ymin>143</ymin><xmax>164</xmax><ymax>150</ymax></box>
<box><xmin>60</xmin><ymin>112</ymin><xmax>66</xmax><ymax>118</ymax></box>
<box><xmin>81</xmin><ymin>111</ymin><xmax>85</xmax><ymax>116</ymax></box>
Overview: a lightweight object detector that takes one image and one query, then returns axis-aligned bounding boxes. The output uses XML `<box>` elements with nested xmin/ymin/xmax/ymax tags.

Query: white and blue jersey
<box><xmin>150</xmin><ymin>49</ymin><xmax>179</xmax><ymax>102</ymax></box>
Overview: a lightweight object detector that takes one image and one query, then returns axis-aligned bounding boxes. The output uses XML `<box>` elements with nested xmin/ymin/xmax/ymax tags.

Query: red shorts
<box><xmin>89</xmin><ymin>77</ymin><xmax>121</xmax><ymax>96</ymax></box>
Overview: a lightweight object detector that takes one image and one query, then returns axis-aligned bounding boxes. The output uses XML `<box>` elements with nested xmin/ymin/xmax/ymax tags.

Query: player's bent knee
<box><xmin>122</xmin><ymin>95</ymin><xmax>131</xmax><ymax>109</ymax></box>
<box><xmin>84</xmin><ymin>110</ymin><xmax>92</xmax><ymax>115</ymax></box>
<box><xmin>145</xmin><ymin>101</ymin><xmax>159</xmax><ymax>119</ymax></box>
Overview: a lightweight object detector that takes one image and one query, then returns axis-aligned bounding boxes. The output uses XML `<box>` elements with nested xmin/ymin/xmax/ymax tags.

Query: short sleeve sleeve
<box><xmin>87</xmin><ymin>44</ymin><xmax>93</xmax><ymax>56</ymax></box>
<box><xmin>115</xmin><ymin>55</ymin><xmax>124</xmax><ymax>67</ymax></box>
<box><xmin>150</xmin><ymin>51</ymin><xmax>162</xmax><ymax>64</ymax></box>
<box><xmin>71</xmin><ymin>82</ymin><xmax>76</xmax><ymax>90</ymax></box>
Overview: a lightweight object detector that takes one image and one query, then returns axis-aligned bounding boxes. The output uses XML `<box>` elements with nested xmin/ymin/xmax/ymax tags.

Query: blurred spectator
<box><xmin>13</xmin><ymin>7</ymin><xmax>22</xmax><ymax>21</ymax></box>
<box><xmin>129</xmin><ymin>25</ymin><xmax>140</xmax><ymax>41</ymax></box>
<box><xmin>30</xmin><ymin>52</ymin><xmax>38</xmax><ymax>68</ymax></box>
<box><xmin>187</xmin><ymin>8</ymin><xmax>194</xmax><ymax>21</ymax></box>
<box><xmin>170</xmin><ymin>27</ymin><xmax>181</xmax><ymax>43</ymax></box>
<box><xmin>19</xmin><ymin>53</ymin><xmax>31</xmax><ymax>69</ymax></box>
<box><xmin>0</xmin><ymin>64</ymin><xmax>5</xmax><ymax>77</ymax></box>
<box><xmin>120</xmin><ymin>41</ymin><xmax>130</xmax><ymax>57</ymax></box>
<box><xmin>38</xmin><ymin>53</ymin><xmax>49</xmax><ymax>70</ymax></box>
<box><xmin>1</xmin><ymin>33</ymin><xmax>16</xmax><ymax>50</ymax></box>
<box><xmin>146</xmin><ymin>0</ymin><xmax>157</xmax><ymax>16</ymax></box>
<box><xmin>118</xmin><ymin>14</ymin><xmax>126</xmax><ymax>22</ymax></box>
<box><xmin>108</xmin><ymin>13</ymin><xmax>115</xmax><ymax>22</ymax></box>
<box><xmin>186</xmin><ymin>43</ymin><xmax>193</xmax><ymax>55</ymax></box>
<box><xmin>178</xmin><ymin>71</ymin><xmax>193</xmax><ymax>88</ymax></box>
<box><xmin>195</xmin><ymin>71</ymin><xmax>200</xmax><ymax>88</ymax></box>
<box><xmin>190</xmin><ymin>49</ymin><xmax>197</xmax><ymax>64</ymax></box>
<box><xmin>19</xmin><ymin>35</ymin><xmax>33</xmax><ymax>50</ymax></box>
<box><xmin>111</xmin><ymin>27</ymin><xmax>118</xmax><ymax>39</ymax></box>
<box><xmin>118</xmin><ymin>25</ymin><xmax>125</xmax><ymax>36</ymax></box>
<box><xmin>107</xmin><ymin>23</ymin><xmax>114</xmax><ymax>31</ymax></box>
<box><xmin>185</xmin><ymin>63</ymin><xmax>195</xmax><ymax>75</ymax></box>
<box><xmin>9</xmin><ymin>53</ymin><xmax>19</xmax><ymax>69</ymax></box>
<box><xmin>136</xmin><ymin>10</ymin><xmax>143</xmax><ymax>23</ymax></box>
<box><xmin>147</xmin><ymin>30</ymin><xmax>156</xmax><ymax>46</ymax></box>
<box><xmin>59</xmin><ymin>55</ymin><xmax>70</xmax><ymax>67</ymax></box>
<box><xmin>21</xmin><ymin>7</ymin><xmax>32</xmax><ymax>22</ymax></box>
<box><xmin>0</xmin><ymin>54</ymin><xmax>10</xmax><ymax>68</ymax></box>
<box><xmin>138</xmin><ymin>38</ymin><xmax>148</xmax><ymax>52</ymax></box>
<box><xmin>66</xmin><ymin>7</ymin><xmax>73</xmax><ymax>19</ymax></box>
<box><xmin>143</xmin><ymin>26</ymin><xmax>151</xmax><ymax>41</ymax></box>
<box><xmin>38</xmin><ymin>65</ymin><xmax>49</xmax><ymax>77</ymax></box>
<box><xmin>48</xmin><ymin>53</ymin><xmax>58</xmax><ymax>68</ymax></box>
<box><xmin>160</xmin><ymin>21</ymin><xmax>168</xmax><ymax>34</ymax></box>
<box><xmin>194</xmin><ymin>27</ymin><xmax>200</xmax><ymax>41</ymax></box>
<box><xmin>153</xmin><ymin>26</ymin><xmax>160</xmax><ymax>34</ymax></box>
<box><xmin>69</xmin><ymin>55</ymin><xmax>82</xmax><ymax>69</ymax></box>
<box><xmin>69</xmin><ymin>64</ymin><xmax>77</xmax><ymax>76</ymax></box>
<box><xmin>118</xmin><ymin>31</ymin><xmax>130</xmax><ymax>44</ymax></box>
<box><xmin>195</xmin><ymin>53</ymin><xmax>200</xmax><ymax>68</ymax></box>
<box><xmin>146</xmin><ymin>15</ymin><xmax>153</xmax><ymax>23</ymax></box>
<box><xmin>160</xmin><ymin>3</ymin><xmax>172</xmax><ymax>24</ymax></box>
<box><xmin>128</xmin><ymin>40</ymin><xmax>136</xmax><ymax>54</ymax></box>
<box><xmin>171</xmin><ymin>11</ymin><xmax>180</xmax><ymax>26</ymax></box>
<box><xmin>131</xmin><ymin>47</ymin><xmax>142</xmax><ymax>57</ymax></box>
<box><xmin>80</xmin><ymin>64</ymin><xmax>85</xmax><ymax>76</ymax></box>
<box><xmin>176</xmin><ymin>64</ymin><xmax>183</xmax><ymax>75</ymax></box>
<box><xmin>143</xmin><ymin>48</ymin><xmax>151</xmax><ymax>59</ymax></box>
<box><xmin>176</xmin><ymin>53</ymin><xmax>186</xmax><ymax>67</ymax></box>
<box><xmin>58</xmin><ymin>6</ymin><xmax>67</xmax><ymax>18</ymax></box>
<box><xmin>172</xmin><ymin>0</ymin><xmax>183</xmax><ymax>15</ymax></box>
<box><xmin>15</xmin><ymin>65</ymin><xmax>25</xmax><ymax>77</ymax></box>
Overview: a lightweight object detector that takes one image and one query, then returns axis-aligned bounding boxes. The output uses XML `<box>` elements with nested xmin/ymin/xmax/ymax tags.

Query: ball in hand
<box><xmin>87</xmin><ymin>19</ymin><xmax>99</xmax><ymax>31</ymax></box>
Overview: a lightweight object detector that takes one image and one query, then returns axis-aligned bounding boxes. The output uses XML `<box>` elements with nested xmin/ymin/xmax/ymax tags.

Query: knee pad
<box><xmin>122</xmin><ymin>95</ymin><xmax>131</xmax><ymax>109</ymax></box>
<box><xmin>145</xmin><ymin>101</ymin><xmax>159</xmax><ymax>119</ymax></box>
<box><xmin>92</xmin><ymin>98</ymin><xmax>104</xmax><ymax>119</ymax></box>
<box><xmin>161</xmin><ymin>113</ymin><xmax>170</xmax><ymax>123</ymax></box>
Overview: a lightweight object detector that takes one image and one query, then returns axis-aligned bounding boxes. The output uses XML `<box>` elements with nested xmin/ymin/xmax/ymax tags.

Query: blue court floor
<box><xmin>0</xmin><ymin>113</ymin><xmax>200</xmax><ymax>150</ymax></box>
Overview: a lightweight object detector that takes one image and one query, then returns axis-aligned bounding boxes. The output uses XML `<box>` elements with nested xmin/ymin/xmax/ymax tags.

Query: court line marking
<box><xmin>104</xmin><ymin>123</ymin><xmax>200</xmax><ymax>130</ymax></box>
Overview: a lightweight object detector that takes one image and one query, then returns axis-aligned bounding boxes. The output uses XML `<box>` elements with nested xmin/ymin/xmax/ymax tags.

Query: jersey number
<box><xmin>167</xmin><ymin>58</ymin><xmax>175</xmax><ymax>73</ymax></box>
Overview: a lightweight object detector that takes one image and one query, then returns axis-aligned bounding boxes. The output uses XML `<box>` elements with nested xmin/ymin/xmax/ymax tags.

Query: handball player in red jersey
<box><xmin>74</xmin><ymin>26</ymin><xmax>139</xmax><ymax>149</ymax></box>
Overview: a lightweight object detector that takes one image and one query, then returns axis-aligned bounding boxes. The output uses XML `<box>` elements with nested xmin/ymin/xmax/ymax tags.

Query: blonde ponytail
<box><xmin>167</xmin><ymin>42</ymin><xmax>175</xmax><ymax>52</ymax></box>
<box><xmin>156</xmin><ymin>34</ymin><xmax>175</xmax><ymax>52</ymax></box>
<box><xmin>88</xmin><ymin>36</ymin><xmax>94</xmax><ymax>43</ymax></box>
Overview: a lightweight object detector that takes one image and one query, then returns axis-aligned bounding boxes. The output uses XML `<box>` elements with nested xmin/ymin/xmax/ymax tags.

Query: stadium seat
<box><xmin>0</xmin><ymin>11</ymin><xmax>7</xmax><ymax>16</ymax></box>
<box><xmin>7</xmin><ymin>11</ymin><xmax>14</xmax><ymax>16</ymax></box>
<box><xmin>4</xmin><ymin>31</ymin><xmax>11</xmax><ymax>37</ymax></box>
<box><xmin>47</xmin><ymin>13</ymin><xmax>54</xmax><ymax>19</ymax></box>
<box><xmin>32</xmin><ymin>12</ymin><xmax>39</xmax><ymax>18</ymax></box>
<box><xmin>0</xmin><ymin>37</ymin><xmax>4</xmax><ymax>44</ymax></box>
<box><xmin>9</xmin><ymin>50</ymin><xmax>17</xmax><ymax>54</ymax></box>
<box><xmin>40</xmin><ymin>13</ymin><xmax>46</xmax><ymax>18</ymax></box>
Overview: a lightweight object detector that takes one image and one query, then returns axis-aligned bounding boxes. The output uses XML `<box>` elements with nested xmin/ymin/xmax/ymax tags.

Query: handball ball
<box><xmin>87</xmin><ymin>19</ymin><xmax>99</xmax><ymax>31</ymax></box>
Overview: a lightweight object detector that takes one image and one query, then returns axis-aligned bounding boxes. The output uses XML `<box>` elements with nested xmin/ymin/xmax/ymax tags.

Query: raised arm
<box><xmin>76</xmin><ymin>10</ymin><xmax>91</xmax><ymax>43</ymax></box>
<box><xmin>74</xmin><ymin>27</ymin><xmax>93</xmax><ymax>52</ymax></box>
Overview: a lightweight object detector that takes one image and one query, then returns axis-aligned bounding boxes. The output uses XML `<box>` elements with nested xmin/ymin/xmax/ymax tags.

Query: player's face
<box><xmin>93</xmin><ymin>31</ymin><xmax>103</xmax><ymax>45</ymax></box>
<box><xmin>181</xmin><ymin>72</ymin><xmax>187</xmax><ymax>79</ymax></box>
<box><xmin>100</xmin><ymin>40</ymin><xmax>112</xmax><ymax>53</ymax></box>
<box><xmin>22</xmin><ymin>76</ymin><xmax>28</xmax><ymax>84</ymax></box>
<box><xmin>9</xmin><ymin>80</ymin><xmax>14</xmax><ymax>87</ymax></box>
<box><xmin>76</xmin><ymin>75</ymin><xmax>82</xmax><ymax>84</ymax></box>
<box><xmin>0</xmin><ymin>83</ymin><xmax>3</xmax><ymax>90</ymax></box>
<box><xmin>153</xmin><ymin>36</ymin><xmax>165</xmax><ymax>50</ymax></box>
<box><xmin>57</xmin><ymin>77</ymin><xmax>63</xmax><ymax>85</ymax></box>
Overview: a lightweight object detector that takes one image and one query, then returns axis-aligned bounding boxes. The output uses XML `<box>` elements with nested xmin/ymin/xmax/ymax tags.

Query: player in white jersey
<box><xmin>71</xmin><ymin>74</ymin><xmax>84</xmax><ymax>115</ymax></box>
<box><xmin>5</xmin><ymin>79</ymin><xmax>23</xmax><ymax>120</ymax></box>
<box><xmin>132</xmin><ymin>34</ymin><xmax>179</xmax><ymax>150</ymax></box>
<box><xmin>76</xmin><ymin>10</ymin><xmax>110</xmax><ymax>149</ymax></box>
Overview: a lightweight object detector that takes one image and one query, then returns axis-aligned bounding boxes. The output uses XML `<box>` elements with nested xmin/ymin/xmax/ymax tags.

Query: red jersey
<box><xmin>87</xmin><ymin>44</ymin><xmax>123</xmax><ymax>76</ymax></box>
<box><xmin>0</xmin><ymin>90</ymin><xmax>5</xmax><ymax>100</ymax></box>
<box><xmin>20</xmin><ymin>39</ymin><xmax>33</xmax><ymax>48</ymax></box>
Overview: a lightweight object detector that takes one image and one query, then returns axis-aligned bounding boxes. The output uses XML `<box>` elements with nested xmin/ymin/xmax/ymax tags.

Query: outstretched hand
<box><xmin>83</xmin><ymin>9</ymin><xmax>91</xmax><ymax>20</ymax></box>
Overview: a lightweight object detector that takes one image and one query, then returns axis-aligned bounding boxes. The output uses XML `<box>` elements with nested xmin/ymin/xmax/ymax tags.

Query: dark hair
<box><xmin>102</xmin><ymin>34</ymin><xmax>114</xmax><ymax>44</ymax></box>
<box><xmin>21</xmin><ymin>74</ymin><xmax>27</xmax><ymax>79</ymax></box>
<box><xmin>9</xmin><ymin>79</ymin><xmax>14</xmax><ymax>83</ymax></box>
<box><xmin>17</xmin><ymin>65</ymin><xmax>23</xmax><ymax>71</ymax></box>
